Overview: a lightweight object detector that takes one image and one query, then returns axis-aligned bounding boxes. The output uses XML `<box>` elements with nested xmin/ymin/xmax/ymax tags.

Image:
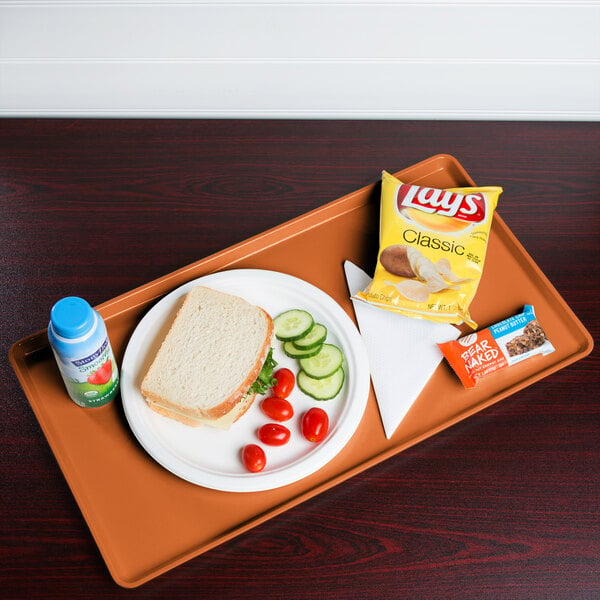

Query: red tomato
<box><xmin>272</xmin><ymin>368</ymin><xmax>295</xmax><ymax>399</ymax></box>
<box><xmin>258</xmin><ymin>423</ymin><xmax>291</xmax><ymax>446</ymax></box>
<box><xmin>241</xmin><ymin>444</ymin><xmax>266</xmax><ymax>473</ymax></box>
<box><xmin>301</xmin><ymin>408</ymin><xmax>329</xmax><ymax>443</ymax></box>
<box><xmin>260</xmin><ymin>396</ymin><xmax>294</xmax><ymax>422</ymax></box>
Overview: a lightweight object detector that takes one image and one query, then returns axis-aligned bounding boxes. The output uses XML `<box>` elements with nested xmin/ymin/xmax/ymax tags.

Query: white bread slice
<box><xmin>140</xmin><ymin>286</ymin><xmax>273</xmax><ymax>427</ymax></box>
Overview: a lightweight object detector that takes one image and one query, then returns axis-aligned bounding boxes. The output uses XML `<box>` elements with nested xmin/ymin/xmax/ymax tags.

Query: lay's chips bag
<box><xmin>355</xmin><ymin>171</ymin><xmax>502</xmax><ymax>328</ymax></box>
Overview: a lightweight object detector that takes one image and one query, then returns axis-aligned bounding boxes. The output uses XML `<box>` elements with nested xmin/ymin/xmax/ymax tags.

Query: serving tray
<box><xmin>9</xmin><ymin>154</ymin><xmax>593</xmax><ymax>587</ymax></box>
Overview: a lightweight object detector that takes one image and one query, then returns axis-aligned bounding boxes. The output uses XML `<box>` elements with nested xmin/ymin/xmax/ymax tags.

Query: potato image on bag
<box><xmin>380</xmin><ymin>244</ymin><xmax>458</xmax><ymax>302</ymax></box>
<box><xmin>379</xmin><ymin>245</ymin><xmax>416</xmax><ymax>278</ymax></box>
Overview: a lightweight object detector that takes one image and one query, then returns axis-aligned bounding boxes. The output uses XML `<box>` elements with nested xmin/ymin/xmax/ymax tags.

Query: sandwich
<box><xmin>140</xmin><ymin>286</ymin><xmax>275</xmax><ymax>429</ymax></box>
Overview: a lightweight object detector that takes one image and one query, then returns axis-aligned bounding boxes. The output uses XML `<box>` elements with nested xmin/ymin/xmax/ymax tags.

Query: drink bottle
<box><xmin>48</xmin><ymin>296</ymin><xmax>119</xmax><ymax>408</ymax></box>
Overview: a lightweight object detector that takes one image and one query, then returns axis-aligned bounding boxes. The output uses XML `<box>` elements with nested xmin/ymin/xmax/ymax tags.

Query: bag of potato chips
<box><xmin>355</xmin><ymin>171</ymin><xmax>502</xmax><ymax>328</ymax></box>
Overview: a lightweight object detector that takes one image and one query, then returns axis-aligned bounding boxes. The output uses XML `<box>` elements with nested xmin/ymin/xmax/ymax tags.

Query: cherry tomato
<box><xmin>301</xmin><ymin>408</ymin><xmax>329</xmax><ymax>443</ymax></box>
<box><xmin>258</xmin><ymin>423</ymin><xmax>291</xmax><ymax>446</ymax></box>
<box><xmin>241</xmin><ymin>444</ymin><xmax>266</xmax><ymax>473</ymax></box>
<box><xmin>272</xmin><ymin>368</ymin><xmax>295</xmax><ymax>399</ymax></box>
<box><xmin>260</xmin><ymin>396</ymin><xmax>294</xmax><ymax>422</ymax></box>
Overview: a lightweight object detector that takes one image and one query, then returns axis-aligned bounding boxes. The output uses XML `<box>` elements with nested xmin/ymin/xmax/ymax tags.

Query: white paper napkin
<box><xmin>344</xmin><ymin>261</ymin><xmax>460</xmax><ymax>439</ymax></box>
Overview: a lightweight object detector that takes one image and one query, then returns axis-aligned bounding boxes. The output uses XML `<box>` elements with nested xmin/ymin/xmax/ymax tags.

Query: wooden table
<box><xmin>1</xmin><ymin>119</ymin><xmax>598</xmax><ymax>599</ymax></box>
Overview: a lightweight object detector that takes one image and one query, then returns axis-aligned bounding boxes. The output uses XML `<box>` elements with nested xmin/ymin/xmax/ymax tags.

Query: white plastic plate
<box><xmin>121</xmin><ymin>269</ymin><xmax>370</xmax><ymax>492</ymax></box>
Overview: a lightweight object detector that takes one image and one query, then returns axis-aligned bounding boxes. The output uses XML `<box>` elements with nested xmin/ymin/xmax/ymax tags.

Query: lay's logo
<box><xmin>396</xmin><ymin>183</ymin><xmax>486</xmax><ymax>223</ymax></box>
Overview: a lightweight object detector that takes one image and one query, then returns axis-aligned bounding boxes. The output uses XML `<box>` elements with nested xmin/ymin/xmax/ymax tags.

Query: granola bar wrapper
<box><xmin>438</xmin><ymin>305</ymin><xmax>555</xmax><ymax>388</ymax></box>
<box><xmin>355</xmin><ymin>171</ymin><xmax>502</xmax><ymax>328</ymax></box>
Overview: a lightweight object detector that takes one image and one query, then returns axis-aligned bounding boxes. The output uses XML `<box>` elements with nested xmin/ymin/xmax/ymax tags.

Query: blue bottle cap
<box><xmin>50</xmin><ymin>297</ymin><xmax>95</xmax><ymax>339</ymax></box>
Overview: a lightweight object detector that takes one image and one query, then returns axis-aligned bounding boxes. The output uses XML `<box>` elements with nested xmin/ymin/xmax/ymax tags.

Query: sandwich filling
<box><xmin>245</xmin><ymin>348</ymin><xmax>277</xmax><ymax>397</ymax></box>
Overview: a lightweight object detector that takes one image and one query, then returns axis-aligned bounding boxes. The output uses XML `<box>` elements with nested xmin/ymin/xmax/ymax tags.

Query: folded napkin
<box><xmin>344</xmin><ymin>261</ymin><xmax>460</xmax><ymax>439</ymax></box>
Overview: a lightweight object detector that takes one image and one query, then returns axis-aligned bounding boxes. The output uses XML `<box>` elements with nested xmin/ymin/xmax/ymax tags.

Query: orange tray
<box><xmin>9</xmin><ymin>155</ymin><xmax>593</xmax><ymax>587</ymax></box>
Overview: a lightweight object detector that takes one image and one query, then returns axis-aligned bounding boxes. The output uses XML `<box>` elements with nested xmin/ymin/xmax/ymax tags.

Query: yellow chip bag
<box><xmin>355</xmin><ymin>171</ymin><xmax>502</xmax><ymax>329</ymax></box>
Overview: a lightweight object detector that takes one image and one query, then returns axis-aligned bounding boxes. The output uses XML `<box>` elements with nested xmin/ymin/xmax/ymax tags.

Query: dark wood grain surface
<box><xmin>1</xmin><ymin>119</ymin><xmax>598</xmax><ymax>599</ymax></box>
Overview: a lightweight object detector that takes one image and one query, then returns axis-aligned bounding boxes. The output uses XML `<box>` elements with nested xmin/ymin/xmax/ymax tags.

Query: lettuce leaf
<box><xmin>246</xmin><ymin>348</ymin><xmax>277</xmax><ymax>396</ymax></box>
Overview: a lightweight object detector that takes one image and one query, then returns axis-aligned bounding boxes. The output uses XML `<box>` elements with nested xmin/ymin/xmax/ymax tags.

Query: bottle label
<box><xmin>54</xmin><ymin>337</ymin><xmax>119</xmax><ymax>407</ymax></box>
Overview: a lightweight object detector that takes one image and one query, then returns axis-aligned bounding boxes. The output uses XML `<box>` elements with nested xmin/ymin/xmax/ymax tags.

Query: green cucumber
<box><xmin>293</xmin><ymin>323</ymin><xmax>327</xmax><ymax>350</ymax></box>
<box><xmin>283</xmin><ymin>341</ymin><xmax>323</xmax><ymax>359</ymax></box>
<box><xmin>298</xmin><ymin>367</ymin><xmax>345</xmax><ymax>400</ymax></box>
<box><xmin>273</xmin><ymin>309</ymin><xmax>314</xmax><ymax>341</ymax></box>
<box><xmin>299</xmin><ymin>343</ymin><xmax>343</xmax><ymax>380</ymax></box>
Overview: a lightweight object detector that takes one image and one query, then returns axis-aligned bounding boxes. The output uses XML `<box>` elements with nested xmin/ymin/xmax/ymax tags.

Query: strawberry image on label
<box><xmin>87</xmin><ymin>359</ymin><xmax>113</xmax><ymax>385</ymax></box>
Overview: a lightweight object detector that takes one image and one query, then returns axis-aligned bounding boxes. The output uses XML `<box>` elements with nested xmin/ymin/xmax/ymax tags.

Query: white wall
<box><xmin>1</xmin><ymin>1</ymin><xmax>599</xmax><ymax>120</ymax></box>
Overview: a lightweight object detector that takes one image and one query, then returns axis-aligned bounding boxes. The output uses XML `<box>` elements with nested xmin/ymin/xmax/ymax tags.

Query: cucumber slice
<box><xmin>293</xmin><ymin>323</ymin><xmax>327</xmax><ymax>350</ymax></box>
<box><xmin>298</xmin><ymin>367</ymin><xmax>345</xmax><ymax>400</ymax></box>
<box><xmin>273</xmin><ymin>309</ymin><xmax>314</xmax><ymax>341</ymax></box>
<box><xmin>299</xmin><ymin>343</ymin><xmax>343</xmax><ymax>379</ymax></box>
<box><xmin>283</xmin><ymin>341</ymin><xmax>323</xmax><ymax>359</ymax></box>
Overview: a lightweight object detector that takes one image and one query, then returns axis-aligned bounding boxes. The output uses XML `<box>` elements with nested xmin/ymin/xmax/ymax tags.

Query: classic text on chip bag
<box><xmin>355</xmin><ymin>171</ymin><xmax>502</xmax><ymax>328</ymax></box>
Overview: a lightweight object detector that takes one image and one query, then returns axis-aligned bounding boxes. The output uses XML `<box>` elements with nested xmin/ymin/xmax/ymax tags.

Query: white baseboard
<box><xmin>1</xmin><ymin>1</ymin><xmax>599</xmax><ymax>120</ymax></box>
